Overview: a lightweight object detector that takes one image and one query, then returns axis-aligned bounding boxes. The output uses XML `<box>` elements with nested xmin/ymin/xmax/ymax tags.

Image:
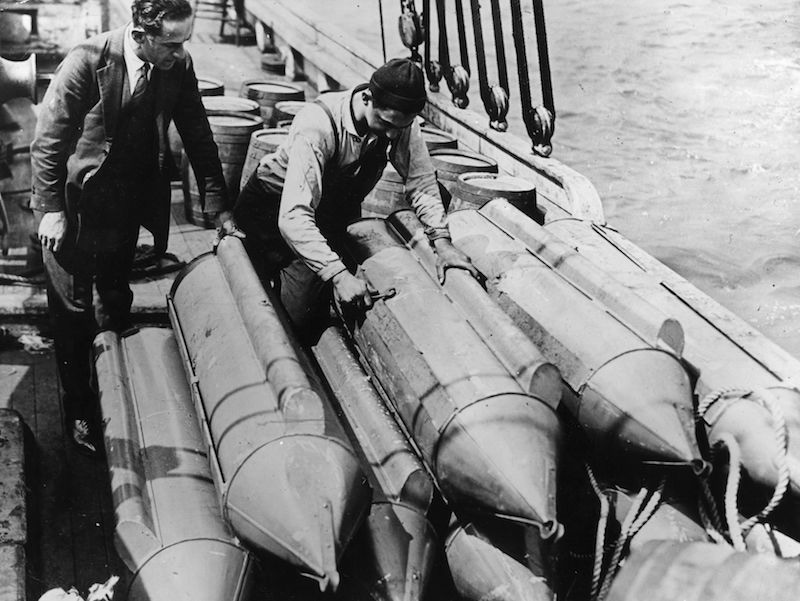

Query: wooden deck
<box><xmin>0</xmin><ymin>12</ymin><xmax>318</xmax><ymax>598</ymax></box>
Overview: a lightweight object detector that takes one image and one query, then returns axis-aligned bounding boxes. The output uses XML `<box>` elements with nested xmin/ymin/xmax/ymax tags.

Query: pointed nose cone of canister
<box><xmin>578</xmin><ymin>349</ymin><xmax>704</xmax><ymax>471</ymax></box>
<box><xmin>128</xmin><ymin>540</ymin><xmax>253</xmax><ymax>601</ymax></box>
<box><xmin>340</xmin><ymin>501</ymin><xmax>439</xmax><ymax>601</ymax></box>
<box><xmin>445</xmin><ymin>518</ymin><xmax>556</xmax><ymax>601</ymax></box>
<box><xmin>224</xmin><ymin>435</ymin><xmax>371</xmax><ymax>591</ymax></box>
<box><xmin>435</xmin><ymin>394</ymin><xmax>562</xmax><ymax>529</ymax></box>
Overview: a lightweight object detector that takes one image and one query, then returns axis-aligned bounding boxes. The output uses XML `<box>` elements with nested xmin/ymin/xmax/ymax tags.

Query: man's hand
<box><xmin>332</xmin><ymin>270</ymin><xmax>373</xmax><ymax>312</ymax></box>
<box><xmin>38</xmin><ymin>211</ymin><xmax>68</xmax><ymax>252</ymax></box>
<box><xmin>432</xmin><ymin>237</ymin><xmax>480</xmax><ymax>284</ymax></box>
<box><xmin>215</xmin><ymin>210</ymin><xmax>237</xmax><ymax>232</ymax></box>
<box><xmin>212</xmin><ymin>211</ymin><xmax>245</xmax><ymax>252</ymax></box>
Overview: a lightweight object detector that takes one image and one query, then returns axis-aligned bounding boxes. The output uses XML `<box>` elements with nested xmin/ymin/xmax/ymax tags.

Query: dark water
<box><xmin>307</xmin><ymin>0</ymin><xmax>800</xmax><ymax>357</ymax></box>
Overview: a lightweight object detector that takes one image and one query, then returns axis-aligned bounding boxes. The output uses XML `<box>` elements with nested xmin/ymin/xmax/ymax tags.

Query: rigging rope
<box><xmin>468</xmin><ymin>0</ymin><xmax>508</xmax><ymax>130</ymax></box>
<box><xmin>378</xmin><ymin>0</ymin><xmax>387</xmax><ymax>64</ymax></box>
<box><xmin>454</xmin><ymin>0</ymin><xmax>470</xmax><ymax>74</ymax></box>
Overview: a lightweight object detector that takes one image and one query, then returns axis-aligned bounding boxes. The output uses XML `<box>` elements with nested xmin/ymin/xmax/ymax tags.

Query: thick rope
<box><xmin>454</xmin><ymin>0</ymin><xmax>470</xmax><ymax>74</ymax></box>
<box><xmin>434</xmin><ymin>0</ymin><xmax>451</xmax><ymax>74</ymax></box>
<box><xmin>697</xmin><ymin>476</ymin><xmax>730</xmax><ymax>545</ymax></box>
<box><xmin>468</xmin><ymin>0</ymin><xmax>490</xmax><ymax>107</ymax></box>
<box><xmin>716</xmin><ymin>432</ymin><xmax>747</xmax><ymax>550</ymax></box>
<box><xmin>378</xmin><ymin>0</ymin><xmax>387</xmax><ymax>63</ymax></box>
<box><xmin>585</xmin><ymin>464</ymin><xmax>610</xmax><ymax>601</ymax></box>
<box><xmin>488</xmin><ymin>0</ymin><xmax>509</xmax><ymax>93</ymax></box>
<box><xmin>596</xmin><ymin>480</ymin><xmax>665</xmax><ymax>601</ymax></box>
<box><xmin>697</xmin><ymin>387</ymin><xmax>792</xmax><ymax>550</ymax></box>
<box><xmin>741</xmin><ymin>388</ymin><xmax>791</xmax><ymax>529</ymax></box>
<box><xmin>508</xmin><ymin>0</ymin><xmax>533</xmax><ymax>120</ymax></box>
<box><xmin>532</xmin><ymin>0</ymin><xmax>554</xmax><ymax>114</ymax></box>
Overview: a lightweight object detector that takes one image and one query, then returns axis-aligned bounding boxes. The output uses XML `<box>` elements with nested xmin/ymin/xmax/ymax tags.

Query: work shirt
<box><xmin>255</xmin><ymin>85</ymin><xmax>450</xmax><ymax>281</ymax></box>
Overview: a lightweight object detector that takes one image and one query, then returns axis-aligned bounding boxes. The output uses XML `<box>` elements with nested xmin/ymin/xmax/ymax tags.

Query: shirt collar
<box><xmin>124</xmin><ymin>23</ymin><xmax>150</xmax><ymax>78</ymax></box>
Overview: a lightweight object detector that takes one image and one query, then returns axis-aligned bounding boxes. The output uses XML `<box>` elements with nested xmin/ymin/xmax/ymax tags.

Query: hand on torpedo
<box><xmin>212</xmin><ymin>211</ymin><xmax>246</xmax><ymax>252</ymax></box>
<box><xmin>432</xmin><ymin>237</ymin><xmax>481</xmax><ymax>284</ymax></box>
<box><xmin>332</xmin><ymin>269</ymin><xmax>373</xmax><ymax>313</ymax></box>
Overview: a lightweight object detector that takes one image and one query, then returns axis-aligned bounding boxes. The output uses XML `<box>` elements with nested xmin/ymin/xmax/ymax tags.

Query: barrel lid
<box><xmin>251</xmin><ymin>128</ymin><xmax>289</xmax><ymax>142</ymax></box>
<box><xmin>454</xmin><ymin>172</ymin><xmax>536</xmax><ymax>205</ymax></box>
<box><xmin>207</xmin><ymin>111</ymin><xmax>264</xmax><ymax>134</ymax></box>
<box><xmin>274</xmin><ymin>100</ymin><xmax>310</xmax><ymax>115</ymax></box>
<box><xmin>242</xmin><ymin>80</ymin><xmax>305</xmax><ymax>100</ymax></box>
<box><xmin>203</xmin><ymin>95</ymin><xmax>260</xmax><ymax>114</ymax></box>
<box><xmin>430</xmin><ymin>148</ymin><xmax>498</xmax><ymax>174</ymax></box>
<box><xmin>197</xmin><ymin>76</ymin><xmax>224</xmax><ymax>96</ymax></box>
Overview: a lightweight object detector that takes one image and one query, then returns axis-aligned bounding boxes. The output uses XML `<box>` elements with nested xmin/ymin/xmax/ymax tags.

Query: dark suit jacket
<box><xmin>30</xmin><ymin>25</ymin><xmax>227</xmax><ymax>254</ymax></box>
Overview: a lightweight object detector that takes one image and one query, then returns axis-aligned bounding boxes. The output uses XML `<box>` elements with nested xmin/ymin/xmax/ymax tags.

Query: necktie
<box><xmin>131</xmin><ymin>63</ymin><xmax>150</xmax><ymax>104</ymax></box>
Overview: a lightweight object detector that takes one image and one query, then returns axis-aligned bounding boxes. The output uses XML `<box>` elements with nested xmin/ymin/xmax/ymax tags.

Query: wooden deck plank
<box><xmin>23</xmin><ymin>349</ymin><xmax>77</xmax><ymax>598</ymax></box>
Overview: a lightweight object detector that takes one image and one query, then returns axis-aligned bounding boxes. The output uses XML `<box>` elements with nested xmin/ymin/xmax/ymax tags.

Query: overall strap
<box><xmin>313</xmin><ymin>99</ymin><xmax>340</xmax><ymax>166</ymax></box>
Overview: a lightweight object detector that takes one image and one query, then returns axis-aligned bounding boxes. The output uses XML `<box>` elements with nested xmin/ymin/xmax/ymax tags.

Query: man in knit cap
<box><xmin>231</xmin><ymin>57</ymin><xmax>477</xmax><ymax>340</ymax></box>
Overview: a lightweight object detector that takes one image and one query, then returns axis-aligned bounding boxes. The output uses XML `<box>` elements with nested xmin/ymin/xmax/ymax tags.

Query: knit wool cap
<box><xmin>369</xmin><ymin>58</ymin><xmax>427</xmax><ymax>114</ymax></box>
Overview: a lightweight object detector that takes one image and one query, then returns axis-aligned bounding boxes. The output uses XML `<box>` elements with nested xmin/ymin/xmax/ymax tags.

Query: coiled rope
<box><xmin>696</xmin><ymin>387</ymin><xmax>791</xmax><ymax>551</ymax></box>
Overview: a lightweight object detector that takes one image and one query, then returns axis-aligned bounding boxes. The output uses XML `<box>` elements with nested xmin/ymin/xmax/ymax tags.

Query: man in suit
<box><xmin>30</xmin><ymin>0</ymin><xmax>231</xmax><ymax>456</ymax></box>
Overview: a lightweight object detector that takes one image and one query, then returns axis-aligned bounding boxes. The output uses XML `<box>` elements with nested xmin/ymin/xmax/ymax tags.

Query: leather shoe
<box><xmin>70</xmin><ymin>419</ymin><xmax>100</xmax><ymax>458</ymax></box>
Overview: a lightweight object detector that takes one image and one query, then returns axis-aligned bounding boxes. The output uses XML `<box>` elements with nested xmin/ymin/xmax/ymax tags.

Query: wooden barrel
<box><xmin>239</xmin><ymin>128</ymin><xmax>290</xmax><ymax>189</ymax></box>
<box><xmin>202</xmin><ymin>95</ymin><xmax>260</xmax><ymax>115</ymax></box>
<box><xmin>430</xmin><ymin>148</ymin><xmax>498</xmax><ymax>209</ymax></box>
<box><xmin>450</xmin><ymin>172</ymin><xmax>540</xmax><ymax>221</ymax></box>
<box><xmin>607</xmin><ymin>540</ymin><xmax>800</xmax><ymax>601</ymax></box>
<box><xmin>182</xmin><ymin>111</ymin><xmax>264</xmax><ymax>228</ymax></box>
<box><xmin>271</xmin><ymin>100</ymin><xmax>310</xmax><ymax>127</ymax></box>
<box><xmin>420</xmin><ymin>125</ymin><xmax>458</xmax><ymax>151</ymax></box>
<box><xmin>260</xmin><ymin>50</ymin><xmax>286</xmax><ymax>76</ymax></box>
<box><xmin>361</xmin><ymin>163</ymin><xmax>406</xmax><ymax>218</ymax></box>
<box><xmin>240</xmin><ymin>80</ymin><xmax>305</xmax><ymax>128</ymax></box>
<box><xmin>275</xmin><ymin>119</ymin><xmax>294</xmax><ymax>130</ymax></box>
<box><xmin>169</xmin><ymin>77</ymin><xmax>226</xmax><ymax>174</ymax></box>
<box><xmin>197</xmin><ymin>76</ymin><xmax>224</xmax><ymax>97</ymax></box>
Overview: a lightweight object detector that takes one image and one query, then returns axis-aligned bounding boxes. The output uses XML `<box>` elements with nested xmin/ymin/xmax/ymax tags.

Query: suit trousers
<box><xmin>42</xmin><ymin>236</ymin><xmax>138</xmax><ymax>423</ymax></box>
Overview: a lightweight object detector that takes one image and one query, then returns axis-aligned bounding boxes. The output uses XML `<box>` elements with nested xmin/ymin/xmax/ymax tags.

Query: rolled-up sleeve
<box><xmin>391</xmin><ymin>121</ymin><xmax>451</xmax><ymax>241</ymax></box>
<box><xmin>277</xmin><ymin>113</ymin><xmax>347</xmax><ymax>281</ymax></box>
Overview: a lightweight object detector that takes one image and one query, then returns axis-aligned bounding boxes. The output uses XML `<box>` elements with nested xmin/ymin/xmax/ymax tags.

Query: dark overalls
<box><xmin>234</xmin><ymin>99</ymin><xmax>390</xmax><ymax>339</ymax></box>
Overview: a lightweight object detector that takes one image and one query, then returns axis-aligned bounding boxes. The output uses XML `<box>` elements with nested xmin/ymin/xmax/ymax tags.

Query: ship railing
<box><xmin>240</xmin><ymin>0</ymin><xmax>606</xmax><ymax>224</ymax></box>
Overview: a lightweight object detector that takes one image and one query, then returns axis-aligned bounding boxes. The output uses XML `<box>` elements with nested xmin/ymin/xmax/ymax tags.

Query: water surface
<box><xmin>304</xmin><ymin>0</ymin><xmax>800</xmax><ymax>357</ymax></box>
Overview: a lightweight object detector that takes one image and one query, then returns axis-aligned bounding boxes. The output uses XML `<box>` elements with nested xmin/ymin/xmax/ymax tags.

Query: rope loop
<box><xmin>696</xmin><ymin>386</ymin><xmax>792</xmax><ymax>550</ymax></box>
